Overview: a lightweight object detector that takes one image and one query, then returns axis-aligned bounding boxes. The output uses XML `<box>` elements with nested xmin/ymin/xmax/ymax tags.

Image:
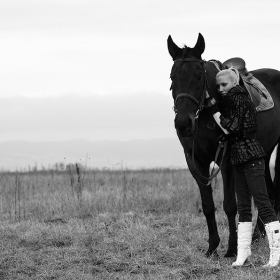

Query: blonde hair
<box><xmin>216</xmin><ymin>67</ymin><xmax>240</xmax><ymax>85</ymax></box>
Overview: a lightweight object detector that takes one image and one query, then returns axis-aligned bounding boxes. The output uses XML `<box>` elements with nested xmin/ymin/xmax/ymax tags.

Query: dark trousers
<box><xmin>234</xmin><ymin>158</ymin><xmax>277</xmax><ymax>224</ymax></box>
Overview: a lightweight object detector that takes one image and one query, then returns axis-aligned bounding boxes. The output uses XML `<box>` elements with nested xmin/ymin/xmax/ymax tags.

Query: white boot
<box><xmin>263</xmin><ymin>221</ymin><xmax>280</xmax><ymax>267</ymax></box>
<box><xmin>232</xmin><ymin>222</ymin><xmax>252</xmax><ymax>267</ymax></box>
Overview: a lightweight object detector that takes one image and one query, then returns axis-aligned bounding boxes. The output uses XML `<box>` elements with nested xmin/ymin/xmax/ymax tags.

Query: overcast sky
<box><xmin>0</xmin><ymin>0</ymin><xmax>280</xmax><ymax>141</ymax></box>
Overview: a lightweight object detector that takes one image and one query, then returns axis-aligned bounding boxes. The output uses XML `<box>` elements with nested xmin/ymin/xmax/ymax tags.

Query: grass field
<box><xmin>0</xmin><ymin>167</ymin><xmax>279</xmax><ymax>279</ymax></box>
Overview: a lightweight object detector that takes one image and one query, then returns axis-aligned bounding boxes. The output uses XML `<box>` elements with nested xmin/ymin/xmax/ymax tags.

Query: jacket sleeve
<box><xmin>219</xmin><ymin>94</ymin><xmax>247</xmax><ymax>133</ymax></box>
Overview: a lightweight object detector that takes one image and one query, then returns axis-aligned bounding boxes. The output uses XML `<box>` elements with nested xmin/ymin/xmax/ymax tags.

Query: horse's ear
<box><xmin>167</xmin><ymin>35</ymin><xmax>182</xmax><ymax>60</ymax></box>
<box><xmin>193</xmin><ymin>33</ymin><xmax>205</xmax><ymax>58</ymax></box>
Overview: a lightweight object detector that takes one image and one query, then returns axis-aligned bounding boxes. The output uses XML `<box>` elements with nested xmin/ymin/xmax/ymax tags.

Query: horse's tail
<box><xmin>273</xmin><ymin>143</ymin><xmax>280</xmax><ymax>216</ymax></box>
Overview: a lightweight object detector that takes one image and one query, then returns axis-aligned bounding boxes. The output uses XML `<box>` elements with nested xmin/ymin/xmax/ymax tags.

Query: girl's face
<box><xmin>216</xmin><ymin>75</ymin><xmax>236</xmax><ymax>96</ymax></box>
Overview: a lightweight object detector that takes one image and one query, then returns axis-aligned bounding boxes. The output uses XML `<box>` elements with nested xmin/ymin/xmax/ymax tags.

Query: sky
<box><xmin>0</xmin><ymin>0</ymin><xmax>280</xmax><ymax>142</ymax></box>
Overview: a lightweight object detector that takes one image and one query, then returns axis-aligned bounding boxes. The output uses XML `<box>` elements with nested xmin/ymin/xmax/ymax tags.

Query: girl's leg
<box><xmin>234</xmin><ymin>165</ymin><xmax>252</xmax><ymax>222</ymax></box>
<box><xmin>232</xmin><ymin>165</ymin><xmax>253</xmax><ymax>267</ymax></box>
<box><xmin>244</xmin><ymin>158</ymin><xmax>280</xmax><ymax>267</ymax></box>
<box><xmin>263</xmin><ymin>221</ymin><xmax>280</xmax><ymax>267</ymax></box>
<box><xmin>244</xmin><ymin>158</ymin><xmax>276</xmax><ymax>224</ymax></box>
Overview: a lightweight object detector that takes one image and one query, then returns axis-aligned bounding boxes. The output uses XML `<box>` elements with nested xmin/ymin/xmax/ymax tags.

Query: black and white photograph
<box><xmin>0</xmin><ymin>0</ymin><xmax>280</xmax><ymax>279</ymax></box>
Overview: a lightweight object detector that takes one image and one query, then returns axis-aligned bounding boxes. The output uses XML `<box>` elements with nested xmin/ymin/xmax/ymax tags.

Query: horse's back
<box><xmin>251</xmin><ymin>68</ymin><xmax>280</xmax><ymax>151</ymax></box>
<box><xmin>252</xmin><ymin>68</ymin><xmax>280</xmax><ymax>99</ymax></box>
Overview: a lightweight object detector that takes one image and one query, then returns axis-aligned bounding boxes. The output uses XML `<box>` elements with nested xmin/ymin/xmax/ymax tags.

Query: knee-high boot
<box><xmin>232</xmin><ymin>222</ymin><xmax>252</xmax><ymax>267</ymax></box>
<box><xmin>263</xmin><ymin>221</ymin><xmax>280</xmax><ymax>267</ymax></box>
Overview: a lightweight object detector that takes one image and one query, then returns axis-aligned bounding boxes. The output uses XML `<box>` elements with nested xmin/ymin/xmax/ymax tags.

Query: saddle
<box><xmin>223</xmin><ymin>57</ymin><xmax>274</xmax><ymax>111</ymax></box>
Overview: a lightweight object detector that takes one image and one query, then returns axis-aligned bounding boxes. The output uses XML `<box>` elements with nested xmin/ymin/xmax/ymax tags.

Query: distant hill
<box><xmin>0</xmin><ymin>138</ymin><xmax>186</xmax><ymax>171</ymax></box>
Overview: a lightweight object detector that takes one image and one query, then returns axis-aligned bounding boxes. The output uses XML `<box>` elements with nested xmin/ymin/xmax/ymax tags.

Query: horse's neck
<box><xmin>205</xmin><ymin>61</ymin><xmax>220</xmax><ymax>101</ymax></box>
<box><xmin>199</xmin><ymin>109</ymin><xmax>220</xmax><ymax>136</ymax></box>
<box><xmin>198</xmin><ymin>61</ymin><xmax>222</xmax><ymax>145</ymax></box>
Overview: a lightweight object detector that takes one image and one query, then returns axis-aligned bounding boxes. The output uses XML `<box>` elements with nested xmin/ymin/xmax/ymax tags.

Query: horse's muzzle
<box><xmin>177</xmin><ymin>127</ymin><xmax>193</xmax><ymax>137</ymax></box>
<box><xmin>175</xmin><ymin>114</ymin><xmax>196</xmax><ymax>137</ymax></box>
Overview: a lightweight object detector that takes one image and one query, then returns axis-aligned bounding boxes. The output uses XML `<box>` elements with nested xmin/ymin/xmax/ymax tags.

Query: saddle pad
<box><xmin>242</xmin><ymin>73</ymin><xmax>274</xmax><ymax>112</ymax></box>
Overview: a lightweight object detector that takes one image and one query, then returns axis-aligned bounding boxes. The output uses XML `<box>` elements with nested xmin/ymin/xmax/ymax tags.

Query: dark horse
<box><xmin>167</xmin><ymin>33</ymin><xmax>280</xmax><ymax>257</ymax></box>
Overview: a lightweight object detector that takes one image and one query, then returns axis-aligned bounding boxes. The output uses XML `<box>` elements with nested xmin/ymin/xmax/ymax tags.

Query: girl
<box><xmin>209</xmin><ymin>68</ymin><xmax>280</xmax><ymax>267</ymax></box>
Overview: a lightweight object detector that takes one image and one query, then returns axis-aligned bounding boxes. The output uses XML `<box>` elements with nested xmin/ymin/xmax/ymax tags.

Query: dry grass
<box><xmin>0</xmin><ymin>168</ymin><xmax>279</xmax><ymax>279</ymax></box>
<box><xmin>0</xmin><ymin>168</ymin><xmax>205</xmax><ymax>221</ymax></box>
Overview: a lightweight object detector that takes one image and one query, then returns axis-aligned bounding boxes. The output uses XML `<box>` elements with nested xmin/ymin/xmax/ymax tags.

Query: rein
<box><xmin>172</xmin><ymin>58</ymin><xmax>228</xmax><ymax>186</ymax></box>
<box><xmin>192</xmin><ymin>138</ymin><xmax>228</xmax><ymax>186</ymax></box>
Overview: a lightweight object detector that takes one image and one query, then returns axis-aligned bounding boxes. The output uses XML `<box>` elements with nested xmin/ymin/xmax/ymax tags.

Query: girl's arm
<box><xmin>219</xmin><ymin>94</ymin><xmax>247</xmax><ymax>133</ymax></box>
<box><xmin>205</xmin><ymin>91</ymin><xmax>229</xmax><ymax>134</ymax></box>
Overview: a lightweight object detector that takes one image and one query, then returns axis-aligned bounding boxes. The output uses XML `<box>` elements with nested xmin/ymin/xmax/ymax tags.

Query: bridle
<box><xmin>172</xmin><ymin>58</ymin><xmax>208</xmax><ymax>120</ymax></box>
<box><xmin>171</xmin><ymin>58</ymin><xmax>227</xmax><ymax>186</ymax></box>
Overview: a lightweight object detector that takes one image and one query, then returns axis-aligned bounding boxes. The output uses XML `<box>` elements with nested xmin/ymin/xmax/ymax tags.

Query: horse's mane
<box><xmin>182</xmin><ymin>45</ymin><xmax>191</xmax><ymax>58</ymax></box>
<box><xmin>181</xmin><ymin>45</ymin><xmax>226</xmax><ymax>71</ymax></box>
<box><xmin>208</xmin><ymin>59</ymin><xmax>226</xmax><ymax>71</ymax></box>
<box><xmin>180</xmin><ymin>45</ymin><xmax>203</xmax><ymax>60</ymax></box>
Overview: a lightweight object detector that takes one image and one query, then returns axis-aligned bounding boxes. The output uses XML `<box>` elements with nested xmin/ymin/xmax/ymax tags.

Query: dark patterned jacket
<box><xmin>219</xmin><ymin>85</ymin><xmax>266</xmax><ymax>165</ymax></box>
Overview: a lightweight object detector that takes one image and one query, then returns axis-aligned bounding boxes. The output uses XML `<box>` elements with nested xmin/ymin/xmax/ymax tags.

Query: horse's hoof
<box><xmin>224</xmin><ymin>250</ymin><xmax>237</xmax><ymax>258</ymax></box>
<box><xmin>205</xmin><ymin>250</ymin><xmax>219</xmax><ymax>259</ymax></box>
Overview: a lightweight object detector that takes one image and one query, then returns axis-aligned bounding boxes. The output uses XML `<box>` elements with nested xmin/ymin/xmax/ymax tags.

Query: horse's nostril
<box><xmin>174</xmin><ymin>114</ymin><xmax>196</xmax><ymax>137</ymax></box>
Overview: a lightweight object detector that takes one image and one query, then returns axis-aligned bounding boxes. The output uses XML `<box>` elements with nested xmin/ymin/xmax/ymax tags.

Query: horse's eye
<box><xmin>197</xmin><ymin>75</ymin><xmax>202</xmax><ymax>81</ymax></box>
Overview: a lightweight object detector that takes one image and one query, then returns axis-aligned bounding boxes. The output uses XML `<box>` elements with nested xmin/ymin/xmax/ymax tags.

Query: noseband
<box><xmin>173</xmin><ymin>58</ymin><xmax>208</xmax><ymax>119</ymax></box>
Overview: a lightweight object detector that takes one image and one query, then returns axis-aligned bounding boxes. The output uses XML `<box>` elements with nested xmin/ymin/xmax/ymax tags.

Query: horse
<box><xmin>167</xmin><ymin>33</ymin><xmax>280</xmax><ymax>257</ymax></box>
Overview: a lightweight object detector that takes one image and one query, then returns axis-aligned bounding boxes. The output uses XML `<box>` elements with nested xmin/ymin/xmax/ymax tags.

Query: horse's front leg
<box><xmin>221</xmin><ymin>161</ymin><xmax>237</xmax><ymax>257</ymax></box>
<box><xmin>194</xmin><ymin>164</ymin><xmax>221</xmax><ymax>257</ymax></box>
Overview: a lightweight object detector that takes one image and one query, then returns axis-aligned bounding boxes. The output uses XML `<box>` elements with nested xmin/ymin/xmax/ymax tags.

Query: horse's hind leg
<box><xmin>221</xmin><ymin>162</ymin><xmax>237</xmax><ymax>257</ymax></box>
<box><xmin>273</xmin><ymin>144</ymin><xmax>280</xmax><ymax>215</ymax></box>
<box><xmin>265</xmin><ymin>152</ymin><xmax>275</xmax><ymax>205</ymax></box>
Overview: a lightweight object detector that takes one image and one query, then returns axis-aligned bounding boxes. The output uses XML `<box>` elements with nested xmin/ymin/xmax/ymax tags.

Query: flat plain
<box><xmin>0</xmin><ymin>167</ymin><xmax>279</xmax><ymax>279</ymax></box>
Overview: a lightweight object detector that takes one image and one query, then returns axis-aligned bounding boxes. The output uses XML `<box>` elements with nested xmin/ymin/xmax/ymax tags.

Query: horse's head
<box><xmin>168</xmin><ymin>33</ymin><xmax>208</xmax><ymax>137</ymax></box>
